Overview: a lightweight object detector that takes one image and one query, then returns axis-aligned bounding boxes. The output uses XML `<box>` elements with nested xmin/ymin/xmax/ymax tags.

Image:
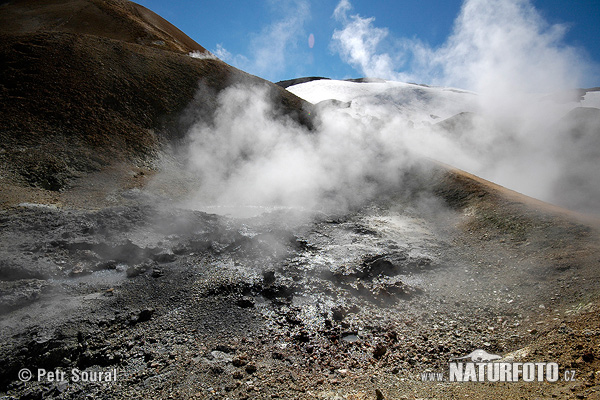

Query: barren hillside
<box><xmin>0</xmin><ymin>0</ymin><xmax>313</xmax><ymax>204</ymax></box>
<box><xmin>0</xmin><ymin>2</ymin><xmax>599</xmax><ymax>400</ymax></box>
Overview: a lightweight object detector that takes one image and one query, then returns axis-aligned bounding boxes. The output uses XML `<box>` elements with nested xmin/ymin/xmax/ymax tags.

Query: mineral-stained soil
<box><xmin>1</xmin><ymin>165</ymin><xmax>600</xmax><ymax>400</ymax></box>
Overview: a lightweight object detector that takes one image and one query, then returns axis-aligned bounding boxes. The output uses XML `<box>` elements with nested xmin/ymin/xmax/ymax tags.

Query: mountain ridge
<box><xmin>0</xmin><ymin>0</ymin><xmax>206</xmax><ymax>53</ymax></box>
<box><xmin>0</xmin><ymin>0</ymin><xmax>314</xmax><ymax>201</ymax></box>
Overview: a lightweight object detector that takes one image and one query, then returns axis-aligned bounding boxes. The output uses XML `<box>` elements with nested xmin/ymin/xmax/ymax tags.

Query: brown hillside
<box><xmin>0</xmin><ymin>0</ymin><xmax>206</xmax><ymax>53</ymax></box>
<box><xmin>0</xmin><ymin>0</ymin><xmax>313</xmax><ymax>199</ymax></box>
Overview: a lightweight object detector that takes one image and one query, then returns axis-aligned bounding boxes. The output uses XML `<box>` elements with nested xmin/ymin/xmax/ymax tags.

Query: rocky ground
<box><xmin>1</xmin><ymin>1</ymin><xmax>599</xmax><ymax>398</ymax></box>
<box><xmin>1</xmin><ymin>166</ymin><xmax>599</xmax><ymax>400</ymax></box>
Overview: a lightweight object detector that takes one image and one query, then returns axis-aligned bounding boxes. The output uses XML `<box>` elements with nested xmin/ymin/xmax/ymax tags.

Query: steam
<box><xmin>165</xmin><ymin>0</ymin><xmax>598</xmax><ymax>216</ymax></box>
<box><xmin>331</xmin><ymin>0</ymin><xmax>412</xmax><ymax>82</ymax></box>
<box><xmin>188</xmin><ymin>50</ymin><xmax>219</xmax><ymax>60</ymax></box>
<box><xmin>330</xmin><ymin>0</ymin><xmax>599</xmax><ymax>213</ymax></box>
<box><xmin>180</xmin><ymin>83</ymin><xmax>420</xmax><ymax>214</ymax></box>
<box><xmin>331</xmin><ymin>0</ymin><xmax>587</xmax><ymax>92</ymax></box>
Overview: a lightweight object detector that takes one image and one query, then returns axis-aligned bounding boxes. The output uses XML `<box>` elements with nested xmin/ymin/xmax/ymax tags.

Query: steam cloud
<box><xmin>180</xmin><ymin>83</ymin><xmax>422</xmax><ymax>214</ymax></box>
<box><xmin>331</xmin><ymin>0</ymin><xmax>588</xmax><ymax>91</ymax></box>
<box><xmin>330</xmin><ymin>0</ymin><xmax>599</xmax><ymax>213</ymax></box>
<box><xmin>170</xmin><ymin>0</ymin><xmax>598</xmax><ymax>216</ymax></box>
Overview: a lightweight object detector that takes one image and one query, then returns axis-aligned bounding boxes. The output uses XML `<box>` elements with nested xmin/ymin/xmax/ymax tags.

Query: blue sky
<box><xmin>135</xmin><ymin>0</ymin><xmax>599</xmax><ymax>88</ymax></box>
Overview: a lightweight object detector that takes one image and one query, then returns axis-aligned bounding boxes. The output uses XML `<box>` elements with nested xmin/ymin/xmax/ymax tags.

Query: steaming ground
<box><xmin>2</xmin><ymin>166</ymin><xmax>600</xmax><ymax>399</ymax></box>
<box><xmin>287</xmin><ymin>79</ymin><xmax>600</xmax><ymax>215</ymax></box>
<box><xmin>2</xmin><ymin>0</ymin><xmax>600</xmax><ymax>398</ymax></box>
<box><xmin>2</xmin><ymin>76</ymin><xmax>600</xmax><ymax>400</ymax></box>
<box><xmin>323</xmin><ymin>0</ymin><xmax>600</xmax><ymax>216</ymax></box>
<box><xmin>2</xmin><ymin>72</ymin><xmax>600</xmax><ymax>400</ymax></box>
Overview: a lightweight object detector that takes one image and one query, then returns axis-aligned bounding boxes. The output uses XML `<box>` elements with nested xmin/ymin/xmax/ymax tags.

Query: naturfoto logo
<box><xmin>420</xmin><ymin>349</ymin><xmax>576</xmax><ymax>383</ymax></box>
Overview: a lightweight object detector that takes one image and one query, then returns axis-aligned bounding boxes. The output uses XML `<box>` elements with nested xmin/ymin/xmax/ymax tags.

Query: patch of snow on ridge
<box><xmin>581</xmin><ymin>91</ymin><xmax>600</xmax><ymax>109</ymax></box>
<box><xmin>288</xmin><ymin>79</ymin><xmax>480</xmax><ymax>126</ymax></box>
<box><xmin>287</xmin><ymin>80</ymin><xmax>408</xmax><ymax>103</ymax></box>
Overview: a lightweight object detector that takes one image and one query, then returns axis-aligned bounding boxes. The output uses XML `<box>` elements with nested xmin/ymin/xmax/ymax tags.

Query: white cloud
<box><xmin>211</xmin><ymin>0</ymin><xmax>310</xmax><ymax>81</ymax></box>
<box><xmin>213</xmin><ymin>44</ymin><xmax>232</xmax><ymax>61</ymax></box>
<box><xmin>333</xmin><ymin>0</ymin><xmax>352</xmax><ymax>21</ymax></box>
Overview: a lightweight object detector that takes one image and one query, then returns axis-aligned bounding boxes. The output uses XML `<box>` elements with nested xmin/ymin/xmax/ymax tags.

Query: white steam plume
<box><xmin>179</xmin><ymin>83</ymin><xmax>430</xmax><ymax>215</ymax></box>
<box><xmin>331</xmin><ymin>0</ymin><xmax>411</xmax><ymax>82</ymax></box>
<box><xmin>168</xmin><ymin>0</ymin><xmax>598</xmax><ymax>217</ymax></box>
<box><xmin>331</xmin><ymin>0</ymin><xmax>588</xmax><ymax>92</ymax></box>
<box><xmin>329</xmin><ymin>0</ymin><xmax>599</xmax><ymax>213</ymax></box>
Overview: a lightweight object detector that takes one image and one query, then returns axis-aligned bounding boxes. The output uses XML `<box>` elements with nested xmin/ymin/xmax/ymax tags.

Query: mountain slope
<box><xmin>0</xmin><ymin>0</ymin><xmax>313</xmax><ymax>202</ymax></box>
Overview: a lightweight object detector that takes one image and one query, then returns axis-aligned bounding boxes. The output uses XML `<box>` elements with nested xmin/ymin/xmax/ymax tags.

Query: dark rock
<box><xmin>232</xmin><ymin>356</ymin><xmax>248</xmax><ymax>367</ymax></box>
<box><xmin>236</xmin><ymin>297</ymin><xmax>255</xmax><ymax>308</ymax></box>
<box><xmin>214</xmin><ymin>344</ymin><xmax>235</xmax><ymax>354</ymax></box>
<box><xmin>360</xmin><ymin>256</ymin><xmax>398</xmax><ymax>279</ymax></box>
<box><xmin>152</xmin><ymin>251</ymin><xmax>177</xmax><ymax>263</ymax></box>
<box><xmin>332</xmin><ymin>307</ymin><xmax>346</xmax><ymax>321</ymax></box>
<box><xmin>232</xmin><ymin>370</ymin><xmax>244</xmax><ymax>379</ymax></box>
<box><xmin>94</xmin><ymin>260</ymin><xmax>118</xmax><ymax>271</ymax></box>
<box><xmin>259</xmin><ymin>282</ymin><xmax>294</xmax><ymax>300</ymax></box>
<box><xmin>210</xmin><ymin>365</ymin><xmax>224</xmax><ymax>374</ymax></box>
<box><xmin>263</xmin><ymin>270</ymin><xmax>276</xmax><ymax>285</ymax></box>
<box><xmin>582</xmin><ymin>352</ymin><xmax>594</xmax><ymax>362</ymax></box>
<box><xmin>151</xmin><ymin>268</ymin><xmax>164</xmax><ymax>278</ymax></box>
<box><xmin>373</xmin><ymin>344</ymin><xmax>387</xmax><ymax>359</ymax></box>
<box><xmin>135</xmin><ymin>308</ymin><xmax>155</xmax><ymax>323</ymax></box>
<box><xmin>295</xmin><ymin>330</ymin><xmax>310</xmax><ymax>343</ymax></box>
<box><xmin>275</xmin><ymin>76</ymin><xmax>330</xmax><ymax>88</ymax></box>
